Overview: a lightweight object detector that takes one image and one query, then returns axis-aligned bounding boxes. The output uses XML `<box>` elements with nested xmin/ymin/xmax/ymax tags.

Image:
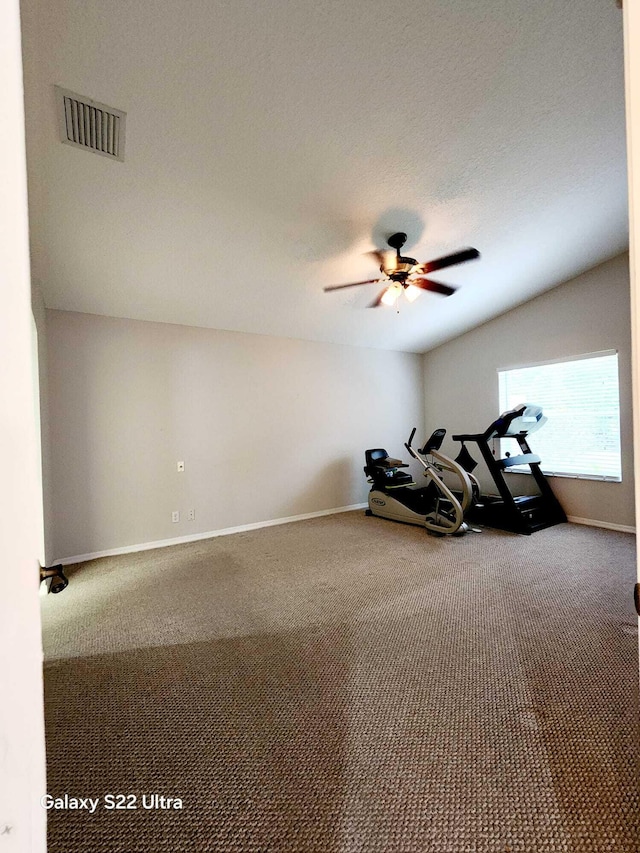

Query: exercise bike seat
<box><xmin>364</xmin><ymin>448</ymin><xmax>415</xmax><ymax>487</ymax></box>
<box><xmin>365</xmin><ymin>449</ymin><xmax>409</xmax><ymax>469</ymax></box>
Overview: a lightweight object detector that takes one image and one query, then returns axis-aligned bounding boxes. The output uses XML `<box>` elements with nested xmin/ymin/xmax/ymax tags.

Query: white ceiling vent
<box><xmin>55</xmin><ymin>86</ymin><xmax>126</xmax><ymax>161</ymax></box>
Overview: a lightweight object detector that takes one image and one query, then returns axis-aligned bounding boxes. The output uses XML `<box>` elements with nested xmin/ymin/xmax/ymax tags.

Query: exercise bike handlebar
<box><xmin>404</xmin><ymin>426</ymin><xmax>476</xmax><ymax>515</ymax></box>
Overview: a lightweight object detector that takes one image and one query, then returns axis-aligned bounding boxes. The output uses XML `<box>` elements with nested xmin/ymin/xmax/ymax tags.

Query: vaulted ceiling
<box><xmin>20</xmin><ymin>0</ymin><xmax>628</xmax><ymax>352</ymax></box>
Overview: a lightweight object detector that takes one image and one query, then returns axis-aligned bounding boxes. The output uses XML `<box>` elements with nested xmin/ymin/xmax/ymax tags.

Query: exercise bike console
<box><xmin>419</xmin><ymin>428</ymin><xmax>446</xmax><ymax>456</ymax></box>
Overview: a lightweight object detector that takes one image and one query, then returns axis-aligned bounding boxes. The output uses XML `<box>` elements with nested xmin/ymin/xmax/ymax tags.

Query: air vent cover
<box><xmin>55</xmin><ymin>86</ymin><xmax>126</xmax><ymax>161</ymax></box>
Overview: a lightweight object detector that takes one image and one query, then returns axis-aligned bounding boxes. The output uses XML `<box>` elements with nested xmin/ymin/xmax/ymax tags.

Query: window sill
<box><xmin>504</xmin><ymin>468</ymin><xmax>622</xmax><ymax>483</ymax></box>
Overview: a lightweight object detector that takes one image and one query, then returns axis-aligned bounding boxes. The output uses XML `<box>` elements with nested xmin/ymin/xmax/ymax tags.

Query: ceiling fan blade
<box><xmin>368</xmin><ymin>287</ymin><xmax>391</xmax><ymax>308</ymax></box>
<box><xmin>418</xmin><ymin>247</ymin><xmax>480</xmax><ymax>274</ymax></box>
<box><xmin>411</xmin><ymin>278</ymin><xmax>457</xmax><ymax>297</ymax></box>
<box><xmin>365</xmin><ymin>249</ymin><xmax>389</xmax><ymax>267</ymax></box>
<box><xmin>323</xmin><ymin>278</ymin><xmax>383</xmax><ymax>292</ymax></box>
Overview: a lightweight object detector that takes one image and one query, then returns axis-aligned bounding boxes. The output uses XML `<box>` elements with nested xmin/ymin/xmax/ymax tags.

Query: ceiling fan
<box><xmin>324</xmin><ymin>232</ymin><xmax>480</xmax><ymax>307</ymax></box>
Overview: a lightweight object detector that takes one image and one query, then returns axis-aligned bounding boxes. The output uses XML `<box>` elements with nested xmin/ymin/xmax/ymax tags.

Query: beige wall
<box><xmin>423</xmin><ymin>253</ymin><xmax>634</xmax><ymax>528</ymax></box>
<box><xmin>47</xmin><ymin>311</ymin><xmax>424</xmax><ymax>559</ymax></box>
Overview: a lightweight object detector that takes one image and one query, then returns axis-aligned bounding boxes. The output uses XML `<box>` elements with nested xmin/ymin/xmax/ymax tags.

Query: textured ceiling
<box><xmin>20</xmin><ymin>0</ymin><xmax>628</xmax><ymax>353</ymax></box>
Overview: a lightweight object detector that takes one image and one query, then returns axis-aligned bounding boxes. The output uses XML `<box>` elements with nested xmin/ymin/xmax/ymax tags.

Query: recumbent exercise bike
<box><xmin>364</xmin><ymin>428</ymin><xmax>480</xmax><ymax>536</ymax></box>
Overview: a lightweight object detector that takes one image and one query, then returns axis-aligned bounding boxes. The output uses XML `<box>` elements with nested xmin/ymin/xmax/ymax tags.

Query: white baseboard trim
<box><xmin>53</xmin><ymin>503</ymin><xmax>369</xmax><ymax>566</ymax></box>
<box><xmin>566</xmin><ymin>515</ymin><xmax>636</xmax><ymax>534</ymax></box>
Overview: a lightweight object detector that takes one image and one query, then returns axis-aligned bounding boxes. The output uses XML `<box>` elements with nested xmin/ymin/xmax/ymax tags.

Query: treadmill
<box><xmin>452</xmin><ymin>404</ymin><xmax>567</xmax><ymax>535</ymax></box>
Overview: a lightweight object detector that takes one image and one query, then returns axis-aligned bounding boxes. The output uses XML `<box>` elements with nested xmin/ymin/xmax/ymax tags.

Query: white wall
<box><xmin>624</xmin><ymin>0</ymin><xmax>640</xmax><ymax>574</ymax></box>
<box><xmin>47</xmin><ymin>311</ymin><xmax>424</xmax><ymax>560</ymax></box>
<box><xmin>423</xmin><ymin>253</ymin><xmax>634</xmax><ymax>528</ymax></box>
<box><xmin>0</xmin><ymin>0</ymin><xmax>47</xmax><ymax>849</ymax></box>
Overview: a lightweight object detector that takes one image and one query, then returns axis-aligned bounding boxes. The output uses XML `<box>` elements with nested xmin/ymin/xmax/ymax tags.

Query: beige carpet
<box><xmin>41</xmin><ymin>513</ymin><xmax>640</xmax><ymax>852</ymax></box>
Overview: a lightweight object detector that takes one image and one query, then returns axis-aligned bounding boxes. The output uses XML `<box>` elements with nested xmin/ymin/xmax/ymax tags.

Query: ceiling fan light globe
<box><xmin>404</xmin><ymin>284</ymin><xmax>421</xmax><ymax>302</ymax></box>
<box><xmin>381</xmin><ymin>284</ymin><xmax>402</xmax><ymax>306</ymax></box>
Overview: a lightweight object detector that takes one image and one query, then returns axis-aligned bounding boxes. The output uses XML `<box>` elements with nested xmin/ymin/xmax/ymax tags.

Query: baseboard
<box><xmin>567</xmin><ymin>515</ymin><xmax>636</xmax><ymax>534</ymax></box>
<box><xmin>53</xmin><ymin>503</ymin><xmax>369</xmax><ymax>566</ymax></box>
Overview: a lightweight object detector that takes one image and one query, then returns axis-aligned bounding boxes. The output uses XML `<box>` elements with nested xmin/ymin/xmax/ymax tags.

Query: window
<box><xmin>497</xmin><ymin>351</ymin><xmax>621</xmax><ymax>481</ymax></box>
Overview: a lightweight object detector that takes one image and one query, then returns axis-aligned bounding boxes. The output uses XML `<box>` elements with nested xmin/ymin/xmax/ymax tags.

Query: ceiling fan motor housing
<box><xmin>385</xmin><ymin>257</ymin><xmax>418</xmax><ymax>279</ymax></box>
<box><xmin>383</xmin><ymin>232</ymin><xmax>417</xmax><ymax>279</ymax></box>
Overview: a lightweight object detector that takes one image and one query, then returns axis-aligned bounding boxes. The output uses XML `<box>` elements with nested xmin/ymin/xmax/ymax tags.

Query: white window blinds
<box><xmin>497</xmin><ymin>351</ymin><xmax>621</xmax><ymax>481</ymax></box>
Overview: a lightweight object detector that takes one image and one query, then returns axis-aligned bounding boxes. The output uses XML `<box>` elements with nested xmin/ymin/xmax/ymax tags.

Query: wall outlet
<box><xmin>187</xmin><ymin>509</ymin><xmax>195</xmax><ymax>521</ymax></box>
<box><xmin>177</xmin><ymin>460</ymin><xmax>185</xmax><ymax>472</ymax></box>
<box><xmin>171</xmin><ymin>511</ymin><xmax>180</xmax><ymax>523</ymax></box>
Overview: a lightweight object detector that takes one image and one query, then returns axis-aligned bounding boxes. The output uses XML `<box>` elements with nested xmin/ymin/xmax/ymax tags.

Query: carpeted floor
<box><xmin>41</xmin><ymin>513</ymin><xmax>639</xmax><ymax>852</ymax></box>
